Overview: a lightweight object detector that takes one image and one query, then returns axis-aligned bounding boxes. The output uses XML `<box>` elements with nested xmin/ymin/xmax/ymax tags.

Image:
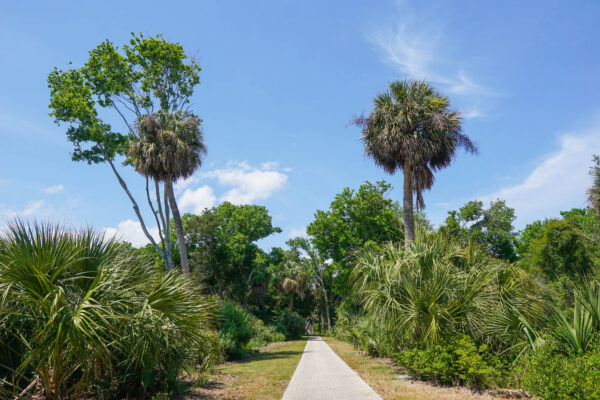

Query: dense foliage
<box><xmin>34</xmin><ymin>45</ymin><xmax>600</xmax><ymax>400</ymax></box>
<box><xmin>0</xmin><ymin>222</ymin><xmax>216</xmax><ymax>399</ymax></box>
<box><xmin>219</xmin><ymin>300</ymin><xmax>285</xmax><ymax>359</ymax></box>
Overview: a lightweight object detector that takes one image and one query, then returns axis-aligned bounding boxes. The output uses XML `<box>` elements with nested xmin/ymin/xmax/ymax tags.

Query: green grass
<box><xmin>187</xmin><ymin>339</ymin><xmax>307</xmax><ymax>399</ymax></box>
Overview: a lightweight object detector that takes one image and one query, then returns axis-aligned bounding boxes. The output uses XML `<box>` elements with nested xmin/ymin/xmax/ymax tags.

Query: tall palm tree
<box><xmin>588</xmin><ymin>155</ymin><xmax>600</xmax><ymax>214</ymax></box>
<box><xmin>355</xmin><ymin>80</ymin><xmax>477</xmax><ymax>246</ymax></box>
<box><xmin>129</xmin><ymin>110</ymin><xmax>206</xmax><ymax>273</ymax></box>
<box><xmin>276</xmin><ymin>259</ymin><xmax>308</xmax><ymax>333</ymax></box>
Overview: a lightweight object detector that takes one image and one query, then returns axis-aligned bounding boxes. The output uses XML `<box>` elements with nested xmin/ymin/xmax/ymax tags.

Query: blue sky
<box><xmin>1</xmin><ymin>0</ymin><xmax>600</xmax><ymax>248</ymax></box>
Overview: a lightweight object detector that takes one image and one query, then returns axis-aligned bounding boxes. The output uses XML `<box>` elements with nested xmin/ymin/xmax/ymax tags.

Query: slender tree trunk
<box><xmin>323</xmin><ymin>293</ymin><xmax>331</xmax><ymax>331</ymax></box>
<box><xmin>164</xmin><ymin>183</ymin><xmax>173</xmax><ymax>270</ymax></box>
<box><xmin>156</xmin><ymin>180</ymin><xmax>173</xmax><ymax>271</ymax></box>
<box><xmin>287</xmin><ymin>294</ymin><xmax>294</xmax><ymax>332</ymax></box>
<box><xmin>107</xmin><ymin>158</ymin><xmax>167</xmax><ymax>262</ymax></box>
<box><xmin>320</xmin><ymin>310</ymin><xmax>324</xmax><ymax>334</ymax></box>
<box><xmin>243</xmin><ymin>270</ymin><xmax>254</xmax><ymax>311</ymax></box>
<box><xmin>403</xmin><ymin>163</ymin><xmax>415</xmax><ymax>247</ymax></box>
<box><xmin>164</xmin><ymin>179</ymin><xmax>190</xmax><ymax>274</ymax></box>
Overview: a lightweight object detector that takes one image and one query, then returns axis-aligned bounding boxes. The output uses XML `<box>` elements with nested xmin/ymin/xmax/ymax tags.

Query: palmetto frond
<box><xmin>0</xmin><ymin>221</ymin><xmax>216</xmax><ymax>399</ymax></box>
<box><xmin>350</xmin><ymin>233</ymin><xmax>543</xmax><ymax>349</ymax></box>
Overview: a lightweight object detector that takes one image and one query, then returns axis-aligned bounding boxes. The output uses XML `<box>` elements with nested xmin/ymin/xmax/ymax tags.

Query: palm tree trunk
<box><xmin>403</xmin><ymin>163</ymin><xmax>415</xmax><ymax>246</ymax></box>
<box><xmin>164</xmin><ymin>179</ymin><xmax>190</xmax><ymax>274</ymax></box>
<box><xmin>287</xmin><ymin>294</ymin><xmax>294</xmax><ymax>332</ymax></box>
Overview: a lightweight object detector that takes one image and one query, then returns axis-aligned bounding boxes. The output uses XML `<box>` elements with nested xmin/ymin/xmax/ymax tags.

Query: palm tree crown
<box><xmin>129</xmin><ymin>110</ymin><xmax>206</xmax><ymax>181</ymax></box>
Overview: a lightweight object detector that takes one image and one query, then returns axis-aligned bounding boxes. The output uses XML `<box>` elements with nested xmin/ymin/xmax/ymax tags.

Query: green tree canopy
<box><xmin>526</xmin><ymin>219</ymin><xmax>594</xmax><ymax>279</ymax></box>
<box><xmin>441</xmin><ymin>199</ymin><xmax>518</xmax><ymax>261</ymax></box>
<box><xmin>184</xmin><ymin>202</ymin><xmax>281</xmax><ymax>308</ymax></box>
<box><xmin>306</xmin><ymin>181</ymin><xmax>405</xmax><ymax>297</ymax></box>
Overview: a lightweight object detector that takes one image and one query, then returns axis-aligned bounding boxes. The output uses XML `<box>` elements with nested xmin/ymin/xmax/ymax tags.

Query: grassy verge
<box><xmin>184</xmin><ymin>339</ymin><xmax>307</xmax><ymax>400</ymax></box>
<box><xmin>323</xmin><ymin>337</ymin><xmax>500</xmax><ymax>400</ymax></box>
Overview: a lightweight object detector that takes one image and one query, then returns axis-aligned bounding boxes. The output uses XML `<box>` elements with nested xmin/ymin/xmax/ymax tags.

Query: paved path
<box><xmin>281</xmin><ymin>336</ymin><xmax>382</xmax><ymax>400</ymax></box>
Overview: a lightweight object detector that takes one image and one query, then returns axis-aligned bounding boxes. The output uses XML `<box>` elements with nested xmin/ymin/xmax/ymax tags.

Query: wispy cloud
<box><xmin>0</xmin><ymin>200</ymin><xmax>50</xmax><ymax>220</ymax></box>
<box><xmin>479</xmin><ymin>125</ymin><xmax>600</xmax><ymax>227</ymax></box>
<box><xmin>44</xmin><ymin>184</ymin><xmax>64</xmax><ymax>194</ymax></box>
<box><xmin>369</xmin><ymin>3</ymin><xmax>494</xmax><ymax>118</ymax></box>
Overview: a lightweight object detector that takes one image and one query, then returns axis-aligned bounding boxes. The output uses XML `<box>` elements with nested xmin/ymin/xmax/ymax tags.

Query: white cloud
<box><xmin>103</xmin><ymin>219</ymin><xmax>159</xmax><ymax>248</ymax></box>
<box><xmin>203</xmin><ymin>161</ymin><xmax>289</xmax><ymax>205</ymax></box>
<box><xmin>480</xmin><ymin>128</ymin><xmax>600</xmax><ymax>226</ymax></box>
<box><xmin>369</xmin><ymin>3</ymin><xmax>494</xmax><ymax>116</ymax></box>
<box><xmin>289</xmin><ymin>227</ymin><xmax>307</xmax><ymax>238</ymax></box>
<box><xmin>0</xmin><ymin>200</ymin><xmax>48</xmax><ymax>220</ymax></box>
<box><xmin>22</xmin><ymin>200</ymin><xmax>45</xmax><ymax>216</ymax></box>
<box><xmin>178</xmin><ymin>185</ymin><xmax>217</xmax><ymax>214</ymax></box>
<box><xmin>44</xmin><ymin>184</ymin><xmax>64</xmax><ymax>194</ymax></box>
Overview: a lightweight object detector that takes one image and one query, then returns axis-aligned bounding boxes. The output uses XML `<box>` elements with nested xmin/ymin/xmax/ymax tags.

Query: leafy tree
<box><xmin>48</xmin><ymin>33</ymin><xmax>201</xmax><ymax>269</ymax></box>
<box><xmin>129</xmin><ymin>111</ymin><xmax>206</xmax><ymax>273</ymax></box>
<box><xmin>306</xmin><ymin>181</ymin><xmax>404</xmax><ymax>297</ymax></box>
<box><xmin>442</xmin><ymin>200</ymin><xmax>518</xmax><ymax>261</ymax></box>
<box><xmin>184</xmin><ymin>202</ymin><xmax>281</xmax><ymax>307</ymax></box>
<box><xmin>588</xmin><ymin>155</ymin><xmax>600</xmax><ymax>214</ymax></box>
<box><xmin>287</xmin><ymin>237</ymin><xmax>334</xmax><ymax>331</ymax></box>
<box><xmin>526</xmin><ymin>219</ymin><xmax>594</xmax><ymax>279</ymax></box>
<box><xmin>354</xmin><ymin>80</ymin><xmax>477</xmax><ymax>246</ymax></box>
<box><xmin>517</xmin><ymin>219</ymin><xmax>547</xmax><ymax>258</ymax></box>
<box><xmin>560</xmin><ymin>208</ymin><xmax>600</xmax><ymax>244</ymax></box>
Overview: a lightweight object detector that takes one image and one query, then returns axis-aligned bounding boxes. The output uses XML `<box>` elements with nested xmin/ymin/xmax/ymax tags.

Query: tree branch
<box><xmin>106</xmin><ymin>156</ymin><xmax>165</xmax><ymax>260</ymax></box>
<box><xmin>146</xmin><ymin>176</ymin><xmax>165</xmax><ymax>246</ymax></box>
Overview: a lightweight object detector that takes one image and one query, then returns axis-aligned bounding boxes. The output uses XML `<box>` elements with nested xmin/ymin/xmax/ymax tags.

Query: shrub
<box><xmin>396</xmin><ymin>335</ymin><xmax>504</xmax><ymax>389</ymax></box>
<box><xmin>521</xmin><ymin>343</ymin><xmax>600</xmax><ymax>400</ymax></box>
<box><xmin>219</xmin><ymin>300</ymin><xmax>254</xmax><ymax>359</ymax></box>
<box><xmin>351</xmin><ymin>233</ymin><xmax>546</xmax><ymax>355</ymax></box>
<box><xmin>276</xmin><ymin>311</ymin><xmax>305</xmax><ymax>339</ymax></box>
<box><xmin>332</xmin><ymin>305</ymin><xmax>395</xmax><ymax>357</ymax></box>
<box><xmin>247</xmin><ymin>318</ymin><xmax>285</xmax><ymax>349</ymax></box>
<box><xmin>0</xmin><ymin>222</ymin><xmax>217</xmax><ymax>399</ymax></box>
<box><xmin>219</xmin><ymin>300</ymin><xmax>284</xmax><ymax>359</ymax></box>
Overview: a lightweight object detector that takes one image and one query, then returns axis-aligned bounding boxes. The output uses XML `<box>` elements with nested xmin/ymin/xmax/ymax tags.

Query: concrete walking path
<box><xmin>281</xmin><ymin>336</ymin><xmax>382</xmax><ymax>400</ymax></box>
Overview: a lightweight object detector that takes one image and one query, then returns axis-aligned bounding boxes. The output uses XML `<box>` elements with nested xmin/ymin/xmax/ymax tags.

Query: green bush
<box><xmin>219</xmin><ymin>300</ymin><xmax>284</xmax><ymax>359</ymax></box>
<box><xmin>219</xmin><ymin>300</ymin><xmax>254</xmax><ymax>358</ymax></box>
<box><xmin>0</xmin><ymin>222</ymin><xmax>217</xmax><ymax>399</ymax></box>
<box><xmin>332</xmin><ymin>306</ymin><xmax>395</xmax><ymax>357</ymax></box>
<box><xmin>247</xmin><ymin>317</ymin><xmax>285</xmax><ymax>348</ymax></box>
<box><xmin>276</xmin><ymin>311</ymin><xmax>305</xmax><ymax>339</ymax></box>
<box><xmin>521</xmin><ymin>343</ymin><xmax>600</xmax><ymax>400</ymax></box>
<box><xmin>396</xmin><ymin>335</ymin><xmax>504</xmax><ymax>389</ymax></box>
